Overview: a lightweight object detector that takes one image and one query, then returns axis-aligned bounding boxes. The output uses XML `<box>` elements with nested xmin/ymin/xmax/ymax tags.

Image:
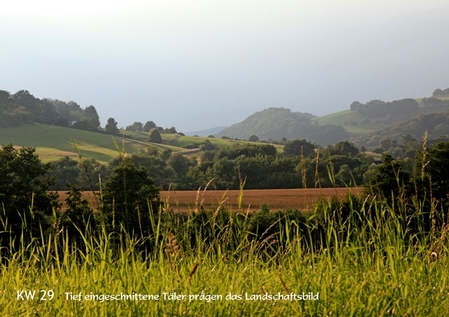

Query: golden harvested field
<box><xmin>57</xmin><ymin>187</ymin><xmax>364</xmax><ymax>212</ymax></box>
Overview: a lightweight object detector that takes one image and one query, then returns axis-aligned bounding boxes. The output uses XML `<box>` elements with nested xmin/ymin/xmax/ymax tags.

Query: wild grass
<box><xmin>1</xmin><ymin>189</ymin><xmax>448</xmax><ymax>316</ymax></box>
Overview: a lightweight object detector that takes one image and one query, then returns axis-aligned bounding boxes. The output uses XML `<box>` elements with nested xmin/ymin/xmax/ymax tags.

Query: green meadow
<box><xmin>0</xmin><ymin>124</ymin><xmax>284</xmax><ymax>163</ymax></box>
<box><xmin>0</xmin><ymin>124</ymin><xmax>185</xmax><ymax>163</ymax></box>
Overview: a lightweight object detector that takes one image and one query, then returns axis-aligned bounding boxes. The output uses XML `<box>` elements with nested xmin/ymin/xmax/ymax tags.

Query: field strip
<box><xmin>57</xmin><ymin>188</ymin><xmax>364</xmax><ymax>212</ymax></box>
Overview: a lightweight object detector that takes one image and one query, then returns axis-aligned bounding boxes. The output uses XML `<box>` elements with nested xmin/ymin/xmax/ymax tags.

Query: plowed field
<box><xmin>57</xmin><ymin>187</ymin><xmax>364</xmax><ymax>212</ymax></box>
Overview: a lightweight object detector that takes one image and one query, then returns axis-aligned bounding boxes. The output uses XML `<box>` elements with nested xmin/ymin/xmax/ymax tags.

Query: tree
<box><xmin>49</xmin><ymin>156</ymin><xmax>81</xmax><ymax>190</ymax></box>
<box><xmin>0</xmin><ymin>145</ymin><xmax>59</xmax><ymax>240</ymax></box>
<box><xmin>417</xmin><ymin>141</ymin><xmax>449</xmax><ymax>203</ymax></box>
<box><xmin>105</xmin><ymin>117</ymin><xmax>119</xmax><ymax>135</ymax></box>
<box><xmin>125</xmin><ymin>122</ymin><xmax>144</xmax><ymax>132</ymax></box>
<box><xmin>72</xmin><ymin>118</ymin><xmax>91</xmax><ymax>130</ymax></box>
<box><xmin>213</xmin><ymin>157</ymin><xmax>238</xmax><ymax>189</ymax></box>
<box><xmin>249</xmin><ymin>135</ymin><xmax>259</xmax><ymax>142</ymax></box>
<box><xmin>84</xmin><ymin>105</ymin><xmax>101</xmax><ymax>130</ymax></box>
<box><xmin>148</xmin><ymin>128</ymin><xmax>162</xmax><ymax>143</ymax></box>
<box><xmin>53</xmin><ymin>116</ymin><xmax>69</xmax><ymax>127</ymax></box>
<box><xmin>143</xmin><ymin>121</ymin><xmax>156</xmax><ymax>132</ymax></box>
<box><xmin>364</xmin><ymin>154</ymin><xmax>410</xmax><ymax>200</ymax></box>
<box><xmin>100</xmin><ymin>160</ymin><xmax>160</xmax><ymax>235</ymax></box>
<box><xmin>328</xmin><ymin>141</ymin><xmax>359</xmax><ymax>157</ymax></box>
<box><xmin>61</xmin><ymin>185</ymin><xmax>95</xmax><ymax>244</ymax></box>
<box><xmin>284</xmin><ymin>139</ymin><xmax>315</xmax><ymax>157</ymax></box>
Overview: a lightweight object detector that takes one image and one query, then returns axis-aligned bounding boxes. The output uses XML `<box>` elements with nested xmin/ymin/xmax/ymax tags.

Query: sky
<box><xmin>1</xmin><ymin>0</ymin><xmax>449</xmax><ymax>132</ymax></box>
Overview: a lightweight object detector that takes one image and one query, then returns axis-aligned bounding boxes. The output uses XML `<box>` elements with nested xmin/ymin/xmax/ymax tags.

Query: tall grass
<box><xmin>1</xmin><ymin>188</ymin><xmax>448</xmax><ymax>315</ymax></box>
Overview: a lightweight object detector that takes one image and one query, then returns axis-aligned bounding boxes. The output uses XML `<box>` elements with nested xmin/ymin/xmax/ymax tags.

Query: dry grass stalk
<box><xmin>277</xmin><ymin>273</ymin><xmax>290</xmax><ymax>294</ymax></box>
<box><xmin>188</xmin><ymin>262</ymin><xmax>200</xmax><ymax>285</ymax></box>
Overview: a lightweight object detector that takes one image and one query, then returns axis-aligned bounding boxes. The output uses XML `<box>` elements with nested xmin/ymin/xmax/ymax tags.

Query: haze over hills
<box><xmin>185</xmin><ymin>126</ymin><xmax>227</xmax><ymax>137</ymax></box>
<box><xmin>215</xmin><ymin>107</ymin><xmax>348</xmax><ymax>146</ymax></box>
<box><xmin>216</xmin><ymin>89</ymin><xmax>449</xmax><ymax>147</ymax></box>
<box><xmin>1</xmin><ymin>88</ymin><xmax>449</xmax><ymax>151</ymax></box>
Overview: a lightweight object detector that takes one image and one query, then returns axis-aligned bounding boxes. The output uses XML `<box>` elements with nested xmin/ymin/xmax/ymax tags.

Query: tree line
<box><xmin>0</xmin><ymin>90</ymin><xmax>176</xmax><ymax>138</ymax></box>
<box><xmin>2</xmin><ymin>138</ymin><xmax>449</xmax><ymax>252</ymax></box>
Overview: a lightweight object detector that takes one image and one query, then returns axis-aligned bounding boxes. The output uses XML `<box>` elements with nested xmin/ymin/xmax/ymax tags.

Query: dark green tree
<box><xmin>148</xmin><ymin>128</ymin><xmax>162</xmax><ymax>143</ymax></box>
<box><xmin>284</xmin><ymin>139</ymin><xmax>315</xmax><ymax>157</ymax></box>
<box><xmin>416</xmin><ymin>141</ymin><xmax>449</xmax><ymax>204</ymax></box>
<box><xmin>61</xmin><ymin>185</ymin><xmax>96</xmax><ymax>243</ymax></box>
<box><xmin>105</xmin><ymin>117</ymin><xmax>120</xmax><ymax>135</ymax></box>
<box><xmin>84</xmin><ymin>105</ymin><xmax>101</xmax><ymax>130</ymax></box>
<box><xmin>249</xmin><ymin>135</ymin><xmax>259</xmax><ymax>142</ymax></box>
<box><xmin>100</xmin><ymin>160</ymin><xmax>160</xmax><ymax>236</ymax></box>
<box><xmin>364</xmin><ymin>154</ymin><xmax>411</xmax><ymax>200</ymax></box>
<box><xmin>49</xmin><ymin>156</ymin><xmax>81</xmax><ymax>190</ymax></box>
<box><xmin>125</xmin><ymin>122</ymin><xmax>144</xmax><ymax>132</ymax></box>
<box><xmin>143</xmin><ymin>121</ymin><xmax>156</xmax><ymax>132</ymax></box>
<box><xmin>0</xmin><ymin>145</ymin><xmax>59</xmax><ymax>240</ymax></box>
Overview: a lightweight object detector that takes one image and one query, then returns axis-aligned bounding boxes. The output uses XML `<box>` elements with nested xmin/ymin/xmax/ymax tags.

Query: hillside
<box><xmin>353</xmin><ymin>110</ymin><xmax>449</xmax><ymax>148</ymax></box>
<box><xmin>0</xmin><ymin>124</ymin><xmax>187</xmax><ymax>163</ymax></box>
<box><xmin>0</xmin><ymin>123</ymin><xmax>278</xmax><ymax>163</ymax></box>
<box><xmin>216</xmin><ymin>107</ymin><xmax>348</xmax><ymax>146</ymax></box>
<box><xmin>217</xmin><ymin>91</ymin><xmax>449</xmax><ymax>146</ymax></box>
<box><xmin>2</xmin><ymin>87</ymin><xmax>449</xmax><ymax>151</ymax></box>
<box><xmin>314</xmin><ymin>97</ymin><xmax>449</xmax><ymax>138</ymax></box>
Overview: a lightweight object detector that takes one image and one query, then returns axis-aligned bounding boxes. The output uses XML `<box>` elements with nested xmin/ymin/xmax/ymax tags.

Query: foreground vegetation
<box><xmin>1</xmin><ymin>194</ymin><xmax>448</xmax><ymax>316</ymax></box>
<box><xmin>1</xmin><ymin>138</ymin><xmax>449</xmax><ymax>315</ymax></box>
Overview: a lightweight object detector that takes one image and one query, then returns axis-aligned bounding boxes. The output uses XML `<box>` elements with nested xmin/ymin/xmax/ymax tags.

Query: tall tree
<box><xmin>100</xmin><ymin>161</ymin><xmax>160</xmax><ymax>235</ymax></box>
<box><xmin>105</xmin><ymin>117</ymin><xmax>119</xmax><ymax>135</ymax></box>
<box><xmin>84</xmin><ymin>105</ymin><xmax>101</xmax><ymax>130</ymax></box>
<box><xmin>143</xmin><ymin>121</ymin><xmax>157</xmax><ymax>132</ymax></box>
<box><xmin>0</xmin><ymin>145</ymin><xmax>59</xmax><ymax>239</ymax></box>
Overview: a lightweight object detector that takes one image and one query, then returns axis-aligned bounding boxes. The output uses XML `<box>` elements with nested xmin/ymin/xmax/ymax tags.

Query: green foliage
<box><xmin>283</xmin><ymin>139</ymin><xmax>315</xmax><ymax>157</ymax></box>
<box><xmin>354</xmin><ymin>111</ymin><xmax>449</xmax><ymax>148</ymax></box>
<box><xmin>143</xmin><ymin>120</ymin><xmax>156</xmax><ymax>132</ymax></box>
<box><xmin>61</xmin><ymin>185</ymin><xmax>96</xmax><ymax>243</ymax></box>
<box><xmin>432</xmin><ymin>87</ymin><xmax>449</xmax><ymax>96</ymax></box>
<box><xmin>125</xmin><ymin>121</ymin><xmax>144</xmax><ymax>132</ymax></box>
<box><xmin>100</xmin><ymin>160</ymin><xmax>160</xmax><ymax>235</ymax></box>
<box><xmin>248</xmin><ymin>134</ymin><xmax>259</xmax><ymax>142</ymax></box>
<box><xmin>148</xmin><ymin>128</ymin><xmax>162</xmax><ymax>143</ymax></box>
<box><xmin>364</xmin><ymin>154</ymin><xmax>411</xmax><ymax>200</ymax></box>
<box><xmin>0</xmin><ymin>144</ymin><xmax>58</xmax><ymax>239</ymax></box>
<box><xmin>105</xmin><ymin>117</ymin><xmax>120</xmax><ymax>135</ymax></box>
<box><xmin>48</xmin><ymin>156</ymin><xmax>81</xmax><ymax>190</ymax></box>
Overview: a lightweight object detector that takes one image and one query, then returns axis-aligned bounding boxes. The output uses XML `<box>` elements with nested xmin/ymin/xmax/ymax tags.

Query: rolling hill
<box><xmin>2</xmin><ymin>87</ymin><xmax>449</xmax><ymax>157</ymax></box>
<box><xmin>0</xmin><ymin>123</ymin><xmax>278</xmax><ymax>163</ymax></box>
<box><xmin>0</xmin><ymin>124</ymin><xmax>187</xmax><ymax>163</ymax></box>
<box><xmin>216</xmin><ymin>107</ymin><xmax>348</xmax><ymax>146</ymax></box>
<box><xmin>217</xmin><ymin>92</ymin><xmax>449</xmax><ymax>147</ymax></box>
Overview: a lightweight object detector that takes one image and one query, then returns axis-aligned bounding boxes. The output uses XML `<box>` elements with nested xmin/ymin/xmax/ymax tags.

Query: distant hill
<box><xmin>314</xmin><ymin>95</ymin><xmax>449</xmax><ymax>138</ymax></box>
<box><xmin>216</xmin><ymin>107</ymin><xmax>348</xmax><ymax>146</ymax></box>
<box><xmin>185</xmin><ymin>126</ymin><xmax>226</xmax><ymax>137</ymax></box>
<box><xmin>217</xmin><ymin>90</ymin><xmax>449</xmax><ymax>146</ymax></box>
<box><xmin>3</xmin><ymin>87</ymin><xmax>449</xmax><ymax>151</ymax></box>
<box><xmin>0</xmin><ymin>89</ymin><xmax>101</xmax><ymax>131</ymax></box>
<box><xmin>353</xmin><ymin>110</ymin><xmax>449</xmax><ymax>147</ymax></box>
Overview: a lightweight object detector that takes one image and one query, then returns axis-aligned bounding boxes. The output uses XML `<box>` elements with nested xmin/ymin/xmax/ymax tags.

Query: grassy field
<box><xmin>1</xmin><ymin>193</ymin><xmax>448</xmax><ymax>316</ymax></box>
<box><xmin>0</xmin><ymin>124</ymin><xmax>187</xmax><ymax>163</ymax></box>
<box><xmin>0</xmin><ymin>124</ymin><xmax>284</xmax><ymax>163</ymax></box>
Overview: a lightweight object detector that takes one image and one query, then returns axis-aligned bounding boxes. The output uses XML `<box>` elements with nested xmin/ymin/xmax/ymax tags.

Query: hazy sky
<box><xmin>1</xmin><ymin>0</ymin><xmax>449</xmax><ymax>132</ymax></box>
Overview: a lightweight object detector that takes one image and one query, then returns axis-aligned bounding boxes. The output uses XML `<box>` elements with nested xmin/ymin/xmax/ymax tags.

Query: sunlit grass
<box><xmin>1</xmin><ymin>192</ymin><xmax>448</xmax><ymax>316</ymax></box>
<box><xmin>0</xmin><ymin>124</ymin><xmax>163</xmax><ymax>163</ymax></box>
